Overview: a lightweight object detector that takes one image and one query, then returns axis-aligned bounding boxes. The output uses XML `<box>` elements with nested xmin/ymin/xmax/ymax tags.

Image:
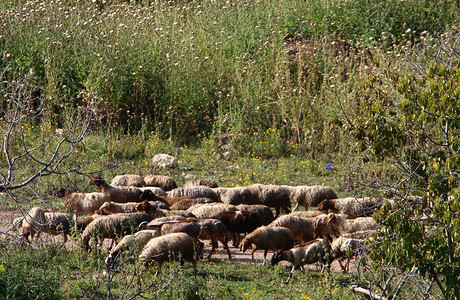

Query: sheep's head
<box><xmin>317</xmin><ymin>199</ymin><xmax>332</xmax><ymax>212</ymax></box>
<box><xmin>140</xmin><ymin>190</ymin><xmax>165</xmax><ymax>203</ymax></box>
<box><xmin>315</xmin><ymin>216</ymin><xmax>340</xmax><ymax>238</ymax></box>
<box><xmin>56</xmin><ymin>188</ymin><xmax>69</xmax><ymax>198</ymax></box>
<box><xmin>270</xmin><ymin>251</ymin><xmax>285</xmax><ymax>266</ymax></box>
<box><xmin>241</xmin><ymin>236</ymin><xmax>252</xmax><ymax>252</ymax></box>
<box><xmin>88</xmin><ymin>176</ymin><xmax>106</xmax><ymax>187</ymax></box>
<box><xmin>137</xmin><ymin>201</ymin><xmax>157</xmax><ymax>216</ymax></box>
<box><xmin>98</xmin><ymin>202</ymin><xmax>115</xmax><ymax>214</ymax></box>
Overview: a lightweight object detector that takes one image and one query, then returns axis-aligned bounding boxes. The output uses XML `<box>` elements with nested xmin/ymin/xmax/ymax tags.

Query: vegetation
<box><xmin>0</xmin><ymin>0</ymin><xmax>459</xmax><ymax>299</ymax></box>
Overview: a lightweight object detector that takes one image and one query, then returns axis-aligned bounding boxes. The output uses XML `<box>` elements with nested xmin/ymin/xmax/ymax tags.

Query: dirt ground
<box><xmin>0</xmin><ymin>210</ymin><xmax>353</xmax><ymax>272</ymax></box>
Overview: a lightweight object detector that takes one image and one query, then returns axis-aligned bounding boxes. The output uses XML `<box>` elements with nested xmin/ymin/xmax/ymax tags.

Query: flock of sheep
<box><xmin>12</xmin><ymin>174</ymin><xmax>386</xmax><ymax>282</ymax></box>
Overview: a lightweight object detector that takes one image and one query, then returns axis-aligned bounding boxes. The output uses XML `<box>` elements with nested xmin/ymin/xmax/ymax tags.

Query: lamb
<box><xmin>183</xmin><ymin>179</ymin><xmax>219</xmax><ymax>188</ymax></box>
<box><xmin>111</xmin><ymin>174</ymin><xmax>146</xmax><ymax>187</ymax></box>
<box><xmin>241</xmin><ymin>226</ymin><xmax>294</xmax><ymax>262</ymax></box>
<box><xmin>167</xmin><ymin>186</ymin><xmax>219</xmax><ymax>202</ymax></box>
<box><xmin>58</xmin><ymin>188</ymin><xmax>111</xmax><ymax>214</ymax></box>
<box><xmin>291</xmin><ymin>185</ymin><xmax>338</xmax><ymax>211</ymax></box>
<box><xmin>317</xmin><ymin>197</ymin><xmax>384</xmax><ymax>218</ymax></box>
<box><xmin>268</xmin><ymin>215</ymin><xmax>340</xmax><ymax>243</ymax></box>
<box><xmin>169</xmin><ymin>198</ymin><xmax>215</xmax><ymax>210</ymax></box>
<box><xmin>88</xmin><ymin>176</ymin><xmax>144</xmax><ymax>203</ymax></box>
<box><xmin>245</xmin><ymin>184</ymin><xmax>293</xmax><ymax>217</ymax></box>
<box><xmin>105</xmin><ymin>230</ymin><xmax>161</xmax><ymax>267</ymax></box>
<box><xmin>327</xmin><ymin>214</ymin><xmax>378</xmax><ymax>235</ymax></box>
<box><xmin>20</xmin><ymin>207</ymin><xmax>71</xmax><ymax>245</ymax></box>
<box><xmin>81</xmin><ymin>212</ymin><xmax>152</xmax><ymax>252</ymax></box>
<box><xmin>270</xmin><ymin>238</ymin><xmax>332</xmax><ymax>283</ymax></box>
<box><xmin>186</xmin><ymin>203</ymin><xmax>239</xmax><ymax>219</ymax></box>
<box><xmin>139</xmin><ymin>232</ymin><xmax>197</xmax><ymax>273</ymax></box>
<box><xmin>214</xmin><ymin>187</ymin><xmax>255</xmax><ymax>205</ymax></box>
<box><xmin>237</xmin><ymin>204</ymin><xmax>275</xmax><ymax>226</ymax></box>
<box><xmin>143</xmin><ymin>175</ymin><xmax>177</xmax><ymax>191</ymax></box>
<box><xmin>196</xmin><ymin>218</ymin><xmax>232</xmax><ymax>260</ymax></box>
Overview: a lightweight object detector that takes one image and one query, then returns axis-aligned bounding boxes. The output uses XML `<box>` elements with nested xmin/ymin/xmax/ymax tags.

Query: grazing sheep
<box><xmin>271</xmin><ymin>239</ymin><xmax>332</xmax><ymax>283</ymax></box>
<box><xmin>187</xmin><ymin>203</ymin><xmax>239</xmax><ymax>219</ymax></box>
<box><xmin>214</xmin><ymin>210</ymin><xmax>262</xmax><ymax>247</ymax></box>
<box><xmin>214</xmin><ymin>187</ymin><xmax>255</xmax><ymax>205</ymax></box>
<box><xmin>111</xmin><ymin>174</ymin><xmax>146</xmax><ymax>187</ymax></box>
<box><xmin>139</xmin><ymin>232</ymin><xmax>197</xmax><ymax>273</ymax></box>
<box><xmin>58</xmin><ymin>188</ymin><xmax>111</xmax><ymax>214</ymax></box>
<box><xmin>167</xmin><ymin>186</ymin><xmax>219</xmax><ymax>202</ymax></box>
<box><xmin>327</xmin><ymin>214</ymin><xmax>378</xmax><ymax>234</ymax></box>
<box><xmin>237</xmin><ymin>204</ymin><xmax>275</xmax><ymax>226</ymax></box>
<box><xmin>97</xmin><ymin>201</ymin><xmax>140</xmax><ymax>215</ymax></box>
<box><xmin>268</xmin><ymin>215</ymin><xmax>339</xmax><ymax>243</ymax></box>
<box><xmin>81</xmin><ymin>213</ymin><xmax>152</xmax><ymax>252</ymax></box>
<box><xmin>197</xmin><ymin>218</ymin><xmax>232</xmax><ymax>260</ymax></box>
<box><xmin>291</xmin><ymin>185</ymin><xmax>338</xmax><ymax>211</ymax></box>
<box><xmin>289</xmin><ymin>210</ymin><xmax>326</xmax><ymax>218</ymax></box>
<box><xmin>105</xmin><ymin>230</ymin><xmax>161</xmax><ymax>267</ymax></box>
<box><xmin>317</xmin><ymin>197</ymin><xmax>384</xmax><ymax>218</ymax></box>
<box><xmin>245</xmin><ymin>184</ymin><xmax>293</xmax><ymax>217</ymax></box>
<box><xmin>21</xmin><ymin>207</ymin><xmax>71</xmax><ymax>245</ymax></box>
<box><xmin>138</xmin><ymin>186</ymin><xmax>167</xmax><ymax>197</ymax></box>
<box><xmin>88</xmin><ymin>176</ymin><xmax>142</xmax><ymax>203</ymax></box>
<box><xmin>144</xmin><ymin>175</ymin><xmax>177</xmax><ymax>191</ymax></box>
<box><xmin>331</xmin><ymin>236</ymin><xmax>367</xmax><ymax>272</ymax></box>
<box><xmin>183</xmin><ymin>179</ymin><xmax>219</xmax><ymax>188</ymax></box>
<box><xmin>170</xmin><ymin>198</ymin><xmax>215</xmax><ymax>211</ymax></box>
<box><xmin>241</xmin><ymin>226</ymin><xmax>294</xmax><ymax>262</ymax></box>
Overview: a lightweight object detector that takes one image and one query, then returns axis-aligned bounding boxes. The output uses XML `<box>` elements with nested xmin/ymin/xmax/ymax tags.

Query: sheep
<box><xmin>169</xmin><ymin>197</ymin><xmax>215</xmax><ymax>211</ymax></box>
<box><xmin>105</xmin><ymin>230</ymin><xmax>161</xmax><ymax>267</ymax></box>
<box><xmin>331</xmin><ymin>236</ymin><xmax>367</xmax><ymax>272</ymax></box>
<box><xmin>97</xmin><ymin>201</ymin><xmax>141</xmax><ymax>215</ymax></box>
<box><xmin>81</xmin><ymin>212</ymin><xmax>152</xmax><ymax>252</ymax></box>
<box><xmin>136</xmin><ymin>200</ymin><xmax>197</xmax><ymax>219</ymax></box>
<box><xmin>317</xmin><ymin>197</ymin><xmax>384</xmax><ymax>218</ymax></box>
<box><xmin>327</xmin><ymin>214</ymin><xmax>378</xmax><ymax>234</ymax></box>
<box><xmin>342</xmin><ymin>229</ymin><xmax>377</xmax><ymax>239</ymax></box>
<box><xmin>183</xmin><ymin>179</ymin><xmax>219</xmax><ymax>188</ymax></box>
<box><xmin>58</xmin><ymin>188</ymin><xmax>111</xmax><ymax>214</ymax></box>
<box><xmin>268</xmin><ymin>215</ymin><xmax>340</xmax><ymax>243</ymax></box>
<box><xmin>88</xmin><ymin>176</ymin><xmax>143</xmax><ymax>203</ymax></box>
<box><xmin>139</xmin><ymin>189</ymin><xmax>171</xmax><ymax>207</ymax></box>
<box><xmin>138</xmin><ymin>186</ymin><xmax>167</xmax><ymax>197</ymax></box>
<box><xmin>167</xmin><ymin>186</ymin><xmax>219</xmax><ymax>202</ymax></box>
<box><xmin>214</xmin><ymin>187</ymin><xmax>255</xmax><ymax>205</ymax></box>
<box><xmin>270</xmin><ymin>238</ymin><xmax>332</xmax><ymax>283</ymax></box>
<box><xmin>245</xmin><ymin>184</ymin><xmax>293</xmax><ymax>217</ymax></box>
<box><xmin>196</xmin><ymin>218</ymin><xmax>232</xmax><ymax>260</ymax></box>
<box><xmin>111</xmin><ymin>174</ymin><xmax>146</xmax><ymax>187</ymax></box>
<box><xmin>291</xmin><ymin>185</ymin><xmax>338</xmax><ymax>211</ymax></box>
<box><xmin>241</xmin><ymin>226</ymin><xmax>294</xmax><ymax>262</ymax></box>
<box><xmin>20</xmin><ymin>207</ymin><xmax>71</xmax><ymax>245</ymax></box>
<box><xmin>187</xmin><ymin>203</ymin><xmax>239</xmax><ymax>219</ymax></box>
<box><xmin>237</xmin><ymin>204</ymin><xmax>275</xmax><ymax>226</ymax></box>
<box><xmin>289</xmin><ymin>210</ymin><xmax>326</xmax><ymax>218</ymax></box>
<box><xmin>139</xmin><ymin>232</ymin><xmax>197</xmax><ymax>273</ymax></box>
<box><xmin>144</xmin><ymin>175</ymin><xmax>177</xmax><ymax>191</ymax></box>
<box><xmin>214</xmin><ymin>210</ymin><xmax>262</xmax><ymax>247</ymax></box>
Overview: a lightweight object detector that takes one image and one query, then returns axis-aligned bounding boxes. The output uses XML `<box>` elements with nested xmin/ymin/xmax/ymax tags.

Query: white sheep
<box><xmin>317</xmin><ymin>197</ymin><xmax>384</xmax><ymax>218</ymax></box>
<box><xmin>270</xmin><ymin>238</ymin><xmax>332</xmax><ymax>283</ymax></box>
<box><xmin>139</xmin><ymin>232</ymin><xmax>197</xmax><ymax>273</ymax></box>
<box><xmin>289</xmin><ymin>210</ymin><xmax>326</xmax><ymax>218</ymax></box>
<box><xmin>20</xmin><ymin>207</ymin><xmax>71</xmax><ymax>245</ymax></box>
<box><xmin>105</xmin><ymin>229</ymin><xmax>161</xmax><ymax>266</ymax></box>
<box><xmin>186</xmin><ymin>203</ymin><xmax>239</xmax><ymax>219</ymax></box>
<box><xmin>327</xmin><ymin>214</ymin><xmax>378</xmax><ymax>234</ymax></box>
<box><xmin>167</xmin><ymin>186</ymin><xmax>219</xmax><ymax>202</ymax></box>
<box><xmin>58</xmin><ymin>188</ymin><xmax>111</xmax><ymax>214</ymax></box>
<box><xmin>144</xmin><ymin>175</ymin><xmax>177</xmax><ymax>191</ymax></box>
<box><xmin>241</xmin><ymin>226</ymin><xmax>294</xmax><ymax>262</ymax></box>
<box><xmin>291</xmin><ymin>185</ymin><xmax>338</xmax><ymax>211</ymax></box>
<box><xmin>111</xmin><ymin>174</ymin><xmax>146</xmax><ymax>187</ymax></box>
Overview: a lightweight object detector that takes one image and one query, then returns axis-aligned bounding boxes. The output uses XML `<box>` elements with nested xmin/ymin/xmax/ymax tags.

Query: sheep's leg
<box><xmin>191</xmin><ymin>260</ymin><xmax>197</xmax><ymax>274</ymax></box>
<box><xmin>274</xmin><ymin>207</ymin><xmax>280</xmax><ymax>218</ymax></box>
<box><xmin>285</xmin><ymin>266</ymin><xmax>297</xmax><ymax>284</ymax></box>
<box><xmin>292</xmin><ymin>203</ymin><xmax>299</xmax><ymax>212</ymax></box>
<box><xmin>221</xmin><ymin>240</ymin><xmax>232</xmax><ymax>260</ymax></box>
<box><xmin>251</xmin><ymin>248</ymin><xmax>257</xmax><ymax>262</ymax></box>
<box><xmin>195</xmin><ymin>240</ymin><xmax>204</xmax><ymax>261</ymax></box>
<box><xmin>263</xmin><ymin>249</ymin><xmax>268</xmax><ymax>264</ymax></box>
<box><xmin>283</xmin><ymin>206</ymin><xmax>291</xmax><ymax>214</ymax></box>
<box><xmin>337</xmin><ymin>258</ymin><xmax>347</xmax><ymax>273</ymax></box>
<box><xmin>208</xmin><ymin>239</ymin><xmax>217</xmax><ymax>260</ymax></box>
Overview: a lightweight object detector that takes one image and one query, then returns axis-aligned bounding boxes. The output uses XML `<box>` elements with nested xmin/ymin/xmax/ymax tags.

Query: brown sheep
<box><xmin>196</xmin><ymin>218</ymin><xmax>232</xmax><ymax>260</ymax></box>
<box><xmin>241</xmin><ymin>226</ymin><xmax>294</xmax><ymax>262</ymax></box>
<box><xmin>213</xmin><ymin>187</ymin><xmax>255</xmax><ymax>205</ymax></box>
<box><xmin>143</xmin><ymin>175</ymin><xmax>177</xmax><ymax>191</ymax></box>
<box><xmin>20</xmin><ymin>207</ymin><xmax>71</xmax><ymax>245</ymax></box>
<box><xmin>237</xmin><ymin>204</ymin><xmax>275</xmax><ymax>226</ymax></box>
<box><xmin>88</xmin><ymin>176</ymin><xmax>142</xmax><ymax>203</ymax></box>
<box><xmin>327</xmin><ymin>214</ymin><xmax>378</xmax><ymax>234</ymax></box>
<box><xmin>291</xmin><ymin>185</ymin><xmax>338</xmax><ymax>211</ymax></box>
<box><xmin>245</xmin><ymin>184</ymin><xmax>293</xmax><ymax>217</ymax></box>
<box><xmin>317</xmin><ymin>197</ymin><xmax>384</xmax><ymax>218</ymax></box>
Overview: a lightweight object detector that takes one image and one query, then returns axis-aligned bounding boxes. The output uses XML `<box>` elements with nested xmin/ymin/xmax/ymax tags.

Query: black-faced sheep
<box><xmin>291</xmin><ymin>185</ymin><xmax>338</xmax><ymax>211</ymax></box>
<box><xmin>167</xmin><ymin>186</ymin><xmax>219</xmax><ymax>202</ymax></box>
<box><xmin>138</xmin><ymin>186</ymin><xmax>167</xmax><ymax>197</ymax></box>
<box><xmin>105</xmin><ymin>229</ymin><xmax>161</xmax><ymax>267</ymax></box>
<box><xmin>186</xmin><ymin>203</ymin><xmax>239</xmax><ymax>219</ymax></box>
<box><xmin>196</xmin><ymin>218</ymin><xmax>232</xmax><ymax>260</ymax></box>
<box><xmin>241</xmin><ymin>226</ymin><xmax>294</xmax><ymax>262</ymax></box>
<box><xmin>88</xmin><ymin>176</ymin><xmax>143</xmax><ymax>203</ymax></box>
<box><xmin>81</xmin><ymin>212</ymin><xmax>152</xmax><ymax>252</ymax></box>
<box><xmin>143</xmin><ymin>175</ymin><xmax>177</xmax><ymax>191</ymax></box>
<box><xmin>111</xmin><ymin>174</ymin><xmax>146</xmax><ymax>187</ymax></box>
<box><xmin>58</xmin><ymin>188</ymin><xmax>111</xmax><ymax>215</ymax></box>
<box><xmin>268</xmin><ymin>215</ymin><xmax>340</xmax><ymax>243</ymax></box>
<box><xmin>20</xmin><ymin>207</ymin><xmax>71</xmax><ymax>245</ymax></box>
<box><xmin>245</xmin><ymin>184</ymin><xmax>293</xmax><ymax>217</ymax></box>
<box><xmin>183</xmin><ymin>179</ymin><xmax>219</xmax><ymax>188</ymax></box>
<box><xmin>270</xmin><ymin>238</ymin><xmax>332</xmax><ymax>283</ymax></box>
<box><xmin>317</xmin><ymin>197</ymin><xmax>384</xmax><ymax>218</ymax></box>
<box><xmin>214</xmin><ymin>187</ymin><xmax>255</xmax><ymax>205</ymax></box>
<box><xmin>136</xmin><ymin>201</ymin><xmax>197</xmax><ymax>219</ymax></box>
<box><xmin>139</xmin><ymin>232</ymin><xmax>197</xmax><ymax>273</ymax></box>
<box><xmin>169</xmin><ymin>197</ymin><xmax>215</xmax><ymax>211</ymax></box>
